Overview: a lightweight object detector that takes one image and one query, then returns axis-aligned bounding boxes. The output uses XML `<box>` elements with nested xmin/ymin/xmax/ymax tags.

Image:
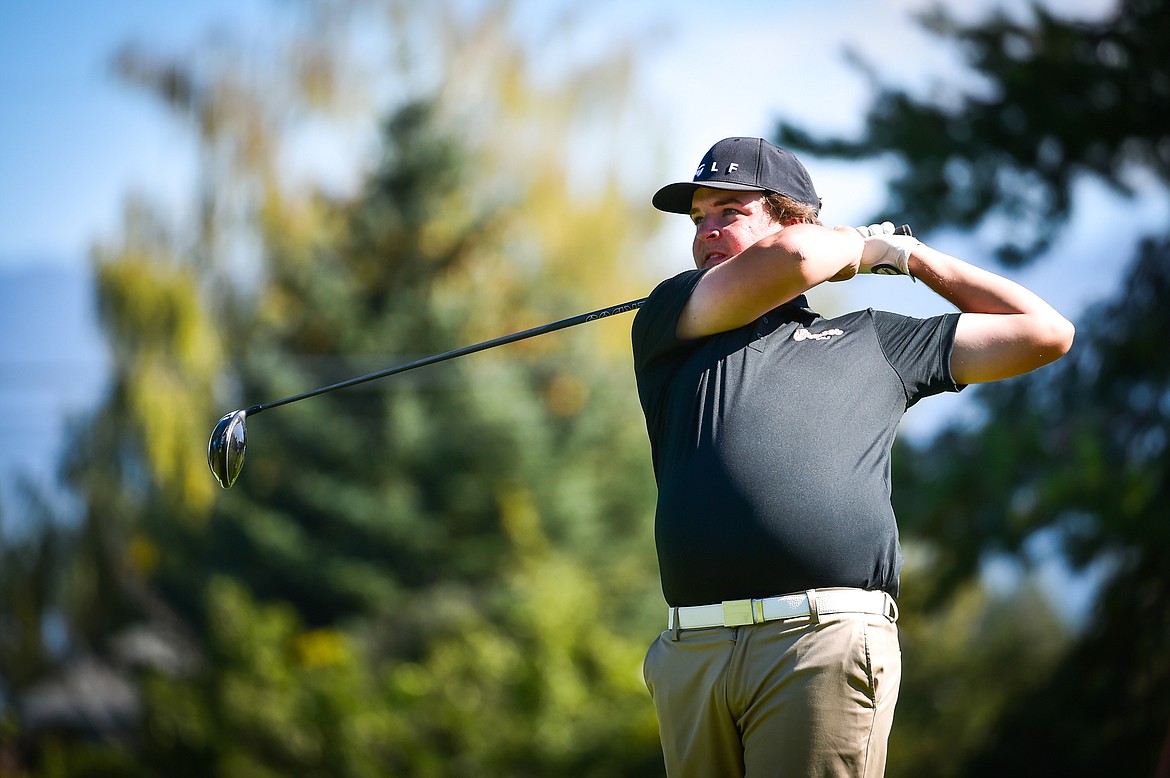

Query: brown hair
<box><xmin>763</xmin><ymin>193</ymin><xmax>821</xmax><ymax>226</ymax></box>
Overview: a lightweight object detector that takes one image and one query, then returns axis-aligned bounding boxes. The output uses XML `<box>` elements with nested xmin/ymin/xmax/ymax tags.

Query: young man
<box><xmin>632</xmin><ymin>137</ymin><xmax>1074</xmax><ymax>778</ymax></box>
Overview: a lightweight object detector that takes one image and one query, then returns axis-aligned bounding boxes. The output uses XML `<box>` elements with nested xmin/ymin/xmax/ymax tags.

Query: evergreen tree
<box><xmin>15</xmin><ymin>2</ymin><xmax>668</xmax><ymax>774</ymax></box>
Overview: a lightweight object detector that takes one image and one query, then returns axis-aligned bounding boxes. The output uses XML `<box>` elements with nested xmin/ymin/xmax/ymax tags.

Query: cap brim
<box><xmin>652</xmin><ymin>181</ymin><xmax>766</xmax><ymax>214</ymax></box>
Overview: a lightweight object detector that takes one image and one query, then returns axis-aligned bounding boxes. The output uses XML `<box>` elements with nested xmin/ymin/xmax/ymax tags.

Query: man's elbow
<box><xmin>1034</xmin><ymin>314</ymin><xmax>1076</xmax><ymax>366</ymax></box>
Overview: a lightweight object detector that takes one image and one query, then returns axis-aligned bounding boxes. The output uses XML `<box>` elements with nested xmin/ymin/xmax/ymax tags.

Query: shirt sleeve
<box><xmin>631</xmin><ymin>269</ymin><xmax>706</xmax><ymax>372</ymax></box>
<box><xmin>871</xmin><ymin>310</ymin><xmax>965</xmax><ymax>407</ymax></box>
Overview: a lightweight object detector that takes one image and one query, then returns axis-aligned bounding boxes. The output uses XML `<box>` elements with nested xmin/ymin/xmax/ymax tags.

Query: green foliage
<box><xmin>139</xmin><ymin>578</ymin><xmax>396</xmax><ymax>778</ymax></box>
<box><xmin>372</xmin><ymin>492</ymin><xmax>663</xmax><ymax>777</ymax></box>
<box><xmin>887</xmin><ymin>555</ymin><xmax>1070</xmax><ymax>777</ymax></box>
<box><xmin>4</xmin><ymin>2</ymin><xmax>671</xmax><ymax>775</ymax></box>
<box><xmin>0</xmin><ymin>493</ymin><xmax>71</xmax><ymax>703</ymax></box>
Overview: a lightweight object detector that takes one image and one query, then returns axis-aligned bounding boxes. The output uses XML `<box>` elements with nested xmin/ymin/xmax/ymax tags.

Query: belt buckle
<box><xmin>722</xmin><ymin>599</ymin><xmax>763</xmax><ymax>627</ymax></box>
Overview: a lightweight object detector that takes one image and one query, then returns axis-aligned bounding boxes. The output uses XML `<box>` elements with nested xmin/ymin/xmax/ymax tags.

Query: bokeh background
<box><xmin>2</xmin><ymin>0</ymin><xmax>1168</xmax><ymax>775</ymax></box>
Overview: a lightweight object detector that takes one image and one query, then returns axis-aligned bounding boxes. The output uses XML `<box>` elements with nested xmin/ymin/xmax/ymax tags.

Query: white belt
<box><xmin>667</xmin><ymin>588</ymin><xmax>898</xmax><ymax>631</ymax></box>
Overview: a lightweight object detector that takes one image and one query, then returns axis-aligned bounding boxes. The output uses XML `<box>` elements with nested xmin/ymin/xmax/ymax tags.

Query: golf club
<box><xmin>207</xmin><ymin>224</ymin><xmax>913</xmax><ymax>488</ymax></box>
<box><xmin>207</xmin><ymin>297</ymin><xmax>646</xmax><ymax>488</ymax></box>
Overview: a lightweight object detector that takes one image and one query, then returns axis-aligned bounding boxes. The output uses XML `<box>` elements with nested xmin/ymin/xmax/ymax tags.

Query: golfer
<box><xmin>632</xmin><ymin>137</ymin><xmax>1074</xmax><ymax>777</ymax></box>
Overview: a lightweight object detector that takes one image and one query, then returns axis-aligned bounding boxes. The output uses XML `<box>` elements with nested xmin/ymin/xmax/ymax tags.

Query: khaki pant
<box><xmin>643</xmin><ymin>611</ymin><xmax>901</xmax><ymax>778</ymax></box>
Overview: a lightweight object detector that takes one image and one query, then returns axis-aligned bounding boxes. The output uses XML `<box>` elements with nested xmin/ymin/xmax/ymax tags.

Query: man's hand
<box><xmin>854</xmin><ymin>222</ymin><xmax>920</xmax><ymax>277</ymax></box>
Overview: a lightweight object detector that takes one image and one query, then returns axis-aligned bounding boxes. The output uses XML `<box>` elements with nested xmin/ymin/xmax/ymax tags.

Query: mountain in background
<box><xmin>0</xmin><ymin>258</ymin><xmax>109</xmax><ymax>518</ymax></box>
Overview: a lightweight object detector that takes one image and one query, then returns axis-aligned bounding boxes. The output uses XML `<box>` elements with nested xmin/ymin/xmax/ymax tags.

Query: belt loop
<box><xmin>884</xmin><ymin>593</ymin><xmax>900</xmax><ymax>623</ymax></box>
<box><xmin>752</xmin><ymin>598</ymin><xmax>765</xmax><ymax>624</ymax></box>
<box><xmin>806</xmin><ymin>589</ymin><xmax>820</xmax><ymax>624</ymax></box>
<box><xmin>671</xmin><ymin>607</ymin><xmax>681</xmax><ymax>641</ymax></box>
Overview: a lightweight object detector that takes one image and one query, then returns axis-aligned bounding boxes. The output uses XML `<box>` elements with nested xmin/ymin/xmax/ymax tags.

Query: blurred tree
<box><xmin>778</xmin><ymin>0</ymin><xmax>1169</xmax><ymax>265</ymax></box>
<box><xmin>0</xmin><ymin>489</ymin><xmax>71</xmax><ymax>705</ymax></box>
<box><xmin>775</xmin><ymin>0</ymin><xmax>1170</xmax><ymax>774</ymax></box>
<box><xmin>11</xmin><ymin>1</ymin><xmax>669</xmax><ymax>775</ymax></box>
<box><xmin>138</xmin><ymin>577</ymin><xmax>395</xmax><ymax>777</ymax></box>
<box><xmin>885</xmin><ymin>570</ymin><xmax>1069</xmax><ymax>777</ymax></box>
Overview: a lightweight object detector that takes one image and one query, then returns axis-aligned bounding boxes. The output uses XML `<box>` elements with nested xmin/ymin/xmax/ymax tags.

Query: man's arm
<box><xmin>908</xmin><ymin>244</ymin><xmax>1075</xmax><ymax>384</ymax></box>
<box><xmin>677</xmin><ymin>224</ymin><xmax>862</xmax><ymax>340</ymax></box>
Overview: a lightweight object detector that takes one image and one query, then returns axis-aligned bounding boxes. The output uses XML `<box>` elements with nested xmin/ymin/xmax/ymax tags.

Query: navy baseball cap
<box><xmin>652</xmin><ymin>137</ymin><xmax>821</xmax><ymax>214</ymax></box>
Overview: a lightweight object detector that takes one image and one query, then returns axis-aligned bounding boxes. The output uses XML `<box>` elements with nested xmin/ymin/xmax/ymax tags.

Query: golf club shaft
<box><xmin>247</xmin><ymin>298</ymin><xmax>647</xmax><ymax>416</ymax></box>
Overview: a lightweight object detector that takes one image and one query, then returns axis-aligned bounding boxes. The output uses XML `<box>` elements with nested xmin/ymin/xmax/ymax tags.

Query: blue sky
<box><xmin>0</xmin><ymin>1</ymin><xmax>274</xmax><ymax>261</ymax></box>
<box><xmin>0</xmin><ymin>0</ymin><xmax>1158</xmax><ymax>620</ymax></box>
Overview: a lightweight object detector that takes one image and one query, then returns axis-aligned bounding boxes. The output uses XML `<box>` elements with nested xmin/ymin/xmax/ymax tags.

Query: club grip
<box><xmin>853</xmin><ymin>223</ymin><xmax>913</xmax><ymax>237</ymax></box>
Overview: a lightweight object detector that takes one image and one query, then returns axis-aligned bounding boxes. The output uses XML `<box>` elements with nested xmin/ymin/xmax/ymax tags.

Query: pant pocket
<box><xmin>642</xmin><ymin>633</ymin><xmax>663</xmax><ymax>694</ymax></box>
<box><xmin>862</xmin><ymin>617</ymin><xmax>901</xmax><ymax>706</ymax></box>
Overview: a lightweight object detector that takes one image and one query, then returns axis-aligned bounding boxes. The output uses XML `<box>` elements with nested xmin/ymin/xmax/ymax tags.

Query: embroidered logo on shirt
<box><xmin>792</xmin><ymin>327</ymin><xmax>844</xmax><ymax>342</ymax></box>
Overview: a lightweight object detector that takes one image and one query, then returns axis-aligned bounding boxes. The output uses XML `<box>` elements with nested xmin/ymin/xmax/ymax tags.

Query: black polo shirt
<box><xmin>632</xmin><ymin>270</ymin><xmax>963</xmax><ymax>607</ymax></box>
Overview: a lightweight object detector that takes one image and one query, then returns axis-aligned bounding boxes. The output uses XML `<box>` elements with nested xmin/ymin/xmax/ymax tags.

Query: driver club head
<box><xmin>207</xmin><ymin>410</ymin><xmax>247</xmax><ymax>489</ymax></box>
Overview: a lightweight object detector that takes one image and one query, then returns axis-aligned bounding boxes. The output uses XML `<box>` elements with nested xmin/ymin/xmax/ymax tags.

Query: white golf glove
<box><xmin>854</xmin><ymin>222</ymin><xmax>919</xmax><ymax>277</ymax></box>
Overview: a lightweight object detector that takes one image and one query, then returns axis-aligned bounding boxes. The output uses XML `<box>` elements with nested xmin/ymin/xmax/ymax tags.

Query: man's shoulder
<box><xmin>633</xmin><ymin>270</ymin><xmax>705</xmax><ymax>335</ymax></box>
<box><xmin>632</xmin><ymin>269</ymin><xmax>707</xmax><ymax>371</ymax></box>
<box><xmin>806</xmin><ymin>307</ymin><xmax>879</xmax><ymax>333</ymax></box>
<box><xmin>821</xmin><ymin>307</ymin><xmax>949</xmax><ymax>335</ymax></box>
<box><xmin>640</xmin><ymin>269</ymin><xmax>705</xmax><ymax>308</ymax></box>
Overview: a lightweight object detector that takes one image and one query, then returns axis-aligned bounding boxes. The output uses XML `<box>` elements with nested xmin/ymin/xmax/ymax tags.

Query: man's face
<box><xmin>689</xmin><ymin>187</ymin><xmax>780</xmax><ymax>270</ymax></box>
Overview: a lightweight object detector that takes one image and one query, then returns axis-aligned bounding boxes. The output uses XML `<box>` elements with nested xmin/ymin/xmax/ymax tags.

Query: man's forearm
<box><xmin>908</xmin><ymin>244</ymin><xmax>1075</xmax><ymax>384</ymax></box>
<box><xmin>909</xmin><ymin>244</ymin><xmax>1057</xmax><ymax>316</ymax></box>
